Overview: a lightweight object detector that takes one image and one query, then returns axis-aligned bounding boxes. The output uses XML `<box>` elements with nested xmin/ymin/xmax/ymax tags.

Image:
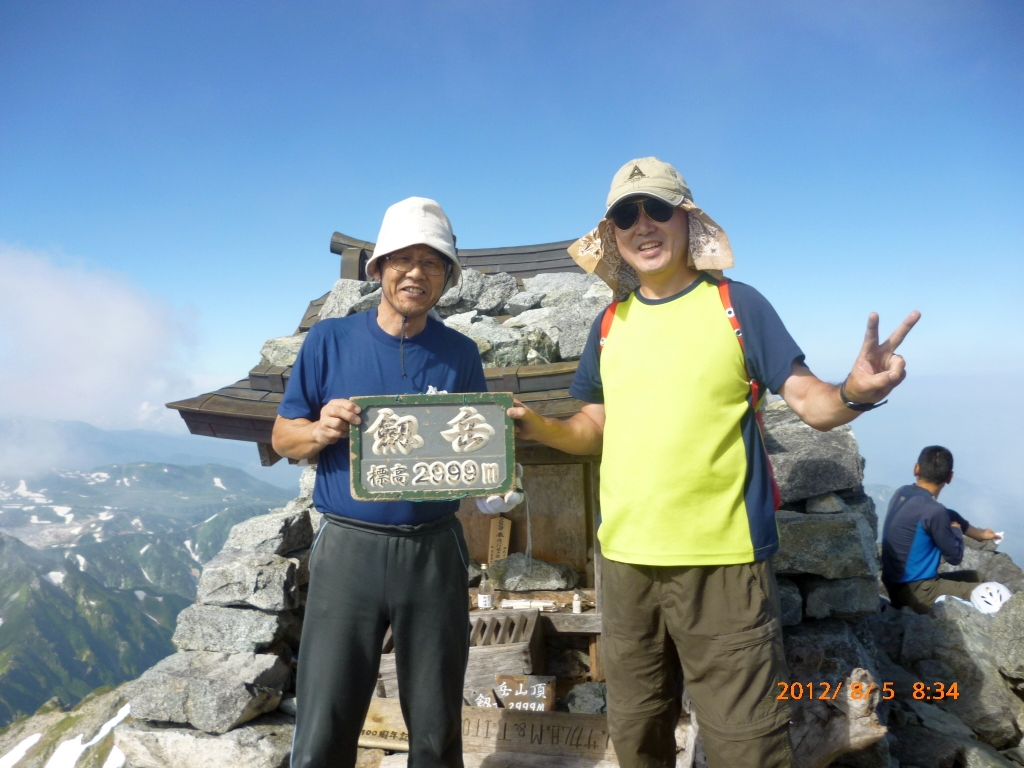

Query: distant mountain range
<box><xmin>0</xmin><ymin>416</ymin><xmax>302</xmax><ymax>489</ymax></box>
<box><xmin>0</xmin><ymin>461</ymin><xmax>295</xmax><ymax>728</ymax></box>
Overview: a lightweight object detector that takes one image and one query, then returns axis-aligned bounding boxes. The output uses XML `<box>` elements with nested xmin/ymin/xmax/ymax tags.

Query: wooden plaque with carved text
<box><xmin>350</xmin><ymin>392</ymin><xmax>515</xmax><ymax>502</ymax></box>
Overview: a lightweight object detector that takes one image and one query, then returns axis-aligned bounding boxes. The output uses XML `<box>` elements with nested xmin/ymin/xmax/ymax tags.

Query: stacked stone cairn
<box><xmin>114</xmin><ymin>469</ymin><xmax>320</xmax><ymax>767</ymax></box>
<box><xmin>114</xmin><ymin>271</ymin><xmax>1024</xmax><ymax>768</ymax></box>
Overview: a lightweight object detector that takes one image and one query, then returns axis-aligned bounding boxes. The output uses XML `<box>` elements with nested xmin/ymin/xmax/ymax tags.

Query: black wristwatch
<box><xmin>839</xmin><ymin>378</ymin><xmax>886</xmax><ymax>412</ymax></box>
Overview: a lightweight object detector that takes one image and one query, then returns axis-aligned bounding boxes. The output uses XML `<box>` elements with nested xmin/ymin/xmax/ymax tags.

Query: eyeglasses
<box><xmin>385</xmin><ymin>254</ymin><xmax>449</xmax><ymax>277</ymax></box>
<box><xmin>608</xmin><ymin>197</ymin><xmax>676</xmax><ymax>230</ymax></box>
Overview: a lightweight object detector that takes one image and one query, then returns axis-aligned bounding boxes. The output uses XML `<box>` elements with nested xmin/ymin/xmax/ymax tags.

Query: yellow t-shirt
<box><xmin>571</xmin><ymin>277</ymin><xmax>800</xmax><ymax>566</ymax></box>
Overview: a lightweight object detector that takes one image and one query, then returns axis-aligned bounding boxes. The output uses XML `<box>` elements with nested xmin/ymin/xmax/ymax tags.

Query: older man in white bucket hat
<box><xmin>510</xmin><ymin>158</ymin><xmax>921</xmax><ymax>767</ymax></box>
<box><xmin>274</xmin><ymin>197</ymin><xmax>486</xmax><ymax>768</ymax></box>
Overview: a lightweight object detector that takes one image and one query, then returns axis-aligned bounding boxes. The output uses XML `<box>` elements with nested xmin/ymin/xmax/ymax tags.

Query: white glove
<box><xmin>475</xmin><ymin>464</ymin><xmax>524</xmax><ymax>515</ymax></box>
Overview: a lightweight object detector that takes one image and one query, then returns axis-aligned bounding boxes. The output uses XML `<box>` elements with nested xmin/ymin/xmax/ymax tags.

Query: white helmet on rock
<box><xmin>970</xmin><ymin>582</ymin><xmax>1012</xmax><ymax>614</ymax></box>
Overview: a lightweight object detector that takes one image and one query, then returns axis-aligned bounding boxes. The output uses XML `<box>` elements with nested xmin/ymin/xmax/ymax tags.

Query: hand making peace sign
<box><xmin>842</xmin><ymin>311</ymin><xmax>922</xmax><ymax>405</ymax></box>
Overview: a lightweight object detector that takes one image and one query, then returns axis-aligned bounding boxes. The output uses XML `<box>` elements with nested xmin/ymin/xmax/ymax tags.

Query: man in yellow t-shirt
<box><xmin>509</xmin><ymin>157</ymin><xmax>919</xmax><ymax>768</ymax></box>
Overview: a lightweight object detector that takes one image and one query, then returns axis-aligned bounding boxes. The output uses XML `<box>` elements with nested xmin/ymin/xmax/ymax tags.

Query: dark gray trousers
<box><xmin>290</xmin><ymin>513</ymin><xmax>471</xmax><ymax>768</ymax></box>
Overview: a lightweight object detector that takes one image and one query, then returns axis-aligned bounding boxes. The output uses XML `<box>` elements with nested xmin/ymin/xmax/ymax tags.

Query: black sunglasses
<box><xmin>608</xmin><ymin>197</ymin><xmax>676</xmax><ymax>230</ymax></box>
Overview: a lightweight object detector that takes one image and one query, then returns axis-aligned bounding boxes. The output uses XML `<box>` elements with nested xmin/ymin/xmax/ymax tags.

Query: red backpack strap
<box><xmin>718</xmin><ymin>278</ymin><xmax>781</xmax><ymax>510</ymax></box>
<box><xmin>717</xmin><ymin>278</ymin><xmax>761</xmax><ymax>408</ymax></box>
<box><xmin>598</xmin><ymin>301</ymin><xmax>620</xmax><ymax>354</ymax></box>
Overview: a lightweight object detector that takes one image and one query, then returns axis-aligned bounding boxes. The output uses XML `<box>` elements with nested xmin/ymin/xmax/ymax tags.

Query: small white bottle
<box><xmin>477</xmin><ymin>564</ymin><xmax>494</xmax><ymax>609</ymax></box>
<box><xmin>572</xmin><ymin>592</ymin><xmax>582</xmax><ymax>614</ymax></box>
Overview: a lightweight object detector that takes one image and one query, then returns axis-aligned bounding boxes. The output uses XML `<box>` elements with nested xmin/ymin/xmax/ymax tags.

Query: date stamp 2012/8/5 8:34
<box><xmin>777</xmin><ymin>680</ymin><xmax>960</xmax><ymax>702</ymax></box>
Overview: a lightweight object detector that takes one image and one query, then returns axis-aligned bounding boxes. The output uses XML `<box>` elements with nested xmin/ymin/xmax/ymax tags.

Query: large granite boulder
<box><xmin>299</xmin><ymin>466</ymin><xmax>316</xmax><ymax>498</ymax></box>
<box><xmin>959</xmin><ymin>742</ymin><xmax>1021</xmax><ymax>767</ymax></box>
<box><xmin>990</xmin><ymin>592</ymin><xmax>1024</xmax><ymax>678</ymax></box>
<box><xmin>446</xmin><ymin>313</ymin><xmax>557</xmax><ymax>367</ymax></box>
<box><xmin>857</xmin><ymin>603</ymin><xmax>908</xmax><ymax>663</ymax></box>
<box><xmin>564</xmin><ymin>682</ymin><xmax>607</xmax><ymax>714</ymax></box>
<box><xmin>351</xmin><ymin>287</ymin><xmax>382</xmax><ymax>313</ymax></box>
<box><xmin>474</xmin><ymin>272</ymin><xmax>519</xmax><ymax>315</ymax></box>
<box><xmin>784</xmin><ymin>619</ymin><xmax>880</xmax><ymax>684</ymax></box>
<box><xmin>126</xmin><ymin>652</ymin><xmax>290</xmax><ymax>734</ymax></box>
<box><xmin>777</xmin><ymin>578</ymin><xmax>803</xmax><ymax>626</ymax></box>
<box><xmin>502</xmin><ymin>307</ymin><xmax>561</xmax><ymax>352</ymax></box>
<box><xmin>901</xmin><ymin>599</ymin><xmax>1024</xmax><ymax>747</ymax></box>
<box><xmin>762</xmin><ymin>403</ymin><xmax>864</xmax><ymax>503</ymax></box>
<box><xmin>803</xmin><ymin>577</ymin><xmax>879</xmax><ymax>620</ymax></box>
<box><xmin>805</xmin><ymin>492</ymin><xmax>850</xmax><ymax>514</ymax></box>
<box><xmin>116</xmin><ymin>713</ymin><xmax>294</xmax><ymax>767</ymax></box>
<box><xmin>775</xmin><ymin>511</ymin><xmax>878</xmax><ymax>580</ymax></box>
<box><xmin>522</xmin><ymin>272</ymin><xmax>606</xmax><ymax>308</ymax></box>
<box><xmin>259</xmin><ymin>334</ymin><xmax>307</xmax><ymax>367</ymax></box>
<box><xmin>172</xmin><ymin>605</ymin><xmax>301</xmax><ymax>654</ymax></box>
<box><xmin>837</xmin><ymin>486</ymin><xmax>879</xmax><ymax>539</ymax></box>
<box><xmin>889</xmin><ymin>725</ymin><xmax>961</xmax><ymax>768</ymax></box>
<box><xmin>196</xmin><ymin>551</ymin><xmax>298</xmax><ymax>612</ymax></box>
<box><xmin>503</xmin><ymin>303</ymin><xmax>604</xmax><ymax>362</ymax></box>
<box><xmin>436</xmin><ymin>269</ymin><xmax>518</xmax><ymax>317</ymax></box>
<box><xmin>222</xmin><ymin>508</ymin><xmax>313</xmax><ymax>556</ymax></box>
<box><xmin>503</xmin><ymin>290</ymin><xmax>544</xmax><ymax>316</ymax></box>
<box><xmin>489</xmin><ymin>553</ymin><xmax>578</xmax><ymax>591</ymax></box>
<box><xmin>319</xmin><ymin>278</ymin><xmax>380</xmax><ymax>319</ymax></box>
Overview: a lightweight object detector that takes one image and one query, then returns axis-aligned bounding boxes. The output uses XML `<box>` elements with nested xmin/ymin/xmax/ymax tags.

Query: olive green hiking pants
<box><xmin>602</xmin><ymin>557</ymin><xmax>793</xmax><ymax>768</ymax></box>
<box><xmin>888</xmin><ymin>569</ymin><xmax>981</xmax><ymax>614</ymax></box>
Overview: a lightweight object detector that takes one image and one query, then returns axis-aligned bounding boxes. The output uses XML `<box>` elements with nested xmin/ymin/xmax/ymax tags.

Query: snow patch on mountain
<box><xmin>42</xmin><ymin>703</ymin><xmax>129</xmax><ymax>768</ymax></box>
<box><xmin>13</xmin><ymin>480</ymin><xmax>50</xmax><ymax>503</ymax></box>
<box><xmin>0</xmin><ymin>732</ymin><xmax>42</xmax><ymax>768</ymax></box>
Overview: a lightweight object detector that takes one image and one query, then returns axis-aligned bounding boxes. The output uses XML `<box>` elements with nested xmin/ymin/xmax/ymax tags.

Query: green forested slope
<box><xmin>0</xmin><ymin>534</ymin><xmax>175</xmax><ymax>727</ymax></box>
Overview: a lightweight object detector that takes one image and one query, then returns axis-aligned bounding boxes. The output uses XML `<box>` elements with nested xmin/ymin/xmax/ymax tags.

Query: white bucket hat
<box><xmin>568</xmin><ymin>157</ymin><xmax>734</xmax><ymax>300</ymax></box>
<box><xmin>366</xmin><ymin>197</ymin><xmax>462</xmax><ymax>293</ymax></box>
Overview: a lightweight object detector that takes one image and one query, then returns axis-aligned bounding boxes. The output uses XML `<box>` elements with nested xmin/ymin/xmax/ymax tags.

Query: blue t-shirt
<box><xmin>881</xmin><ymin>484</ymin><xmax>971</xmax><ymax>586</ymax></box>
<box><xmin>278</xmin><ymin>308</ymin><xmax>488</xmax><ymax>525</ymax></box>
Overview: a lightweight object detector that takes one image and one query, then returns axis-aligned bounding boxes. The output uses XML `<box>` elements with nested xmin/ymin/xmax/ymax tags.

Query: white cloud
<box><xmin>0</xmin><ymin>244</ymin><xmax>197</xmax><ymax>430</ymax></box>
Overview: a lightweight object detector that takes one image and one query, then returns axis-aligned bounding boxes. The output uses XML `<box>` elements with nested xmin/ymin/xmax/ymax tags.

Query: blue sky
<box><xmin>1</xmin><ymin>2</ymin><xmax>1022</xmax><ymax>544</ymax></box>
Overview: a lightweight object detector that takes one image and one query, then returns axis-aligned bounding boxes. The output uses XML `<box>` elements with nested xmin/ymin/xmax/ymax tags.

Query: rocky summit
<box><xmin>8</xmin><ymin>272</ymin><xmax>1024</xmax><ymax>768</ymax></box>
<box><xmin>81</xmin><ymin>401</ymin><xmax>1023</xmax><ymax>768</ymax></box>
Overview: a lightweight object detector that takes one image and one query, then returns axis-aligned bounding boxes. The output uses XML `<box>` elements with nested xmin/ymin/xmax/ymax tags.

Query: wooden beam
<box><xmin>588</xmin><ymin>636</ymin><xmax>605</xmax><ymax>683</ymax></box>
<box><xmin>539</xmin><ymin>612</ymin><xmax>601</xmax><ymax>635</ymax></box>
<box><xmin>257</xmin><ymin>442</ymin><xmax>283</xmax><ymax>467</ymax></box>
